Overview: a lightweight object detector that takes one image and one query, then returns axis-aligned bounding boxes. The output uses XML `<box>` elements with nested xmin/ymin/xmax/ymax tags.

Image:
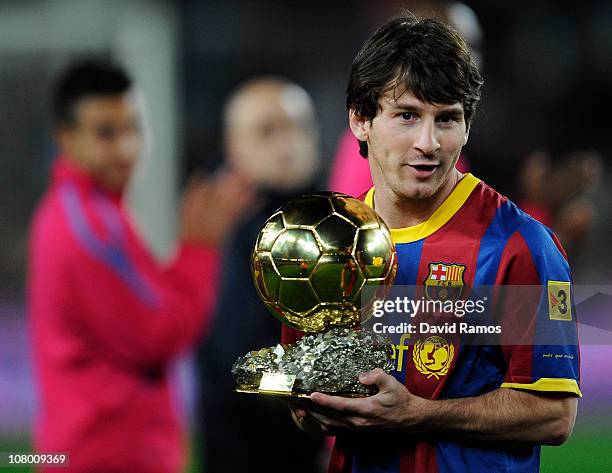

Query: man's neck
<box><xmin>61</xmin><ymin>154</ymin><xmax>125</xmax><ymax>197</ymax></box>
<box><xmin>373</xmin><ymin>170</ymin><xmax>463</xmax><ymax>229</ymax></box>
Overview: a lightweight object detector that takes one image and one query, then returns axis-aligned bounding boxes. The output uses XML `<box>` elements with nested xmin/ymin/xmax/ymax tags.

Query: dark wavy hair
<box><xmin>346</xmin><ymin>14</ymin><xmax>484</xmax><ymax>157</ymax></box>
<box><xmin>53</xmin><ymin>58</ymin><xmax>132</xmax><ymax>127</ymax></box>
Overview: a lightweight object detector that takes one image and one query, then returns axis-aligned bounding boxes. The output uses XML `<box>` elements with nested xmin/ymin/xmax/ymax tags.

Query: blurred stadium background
<box><xmin>1</xmin><ymin>0</ymin><xmax>610</xmax><ymax>472</ymax></box>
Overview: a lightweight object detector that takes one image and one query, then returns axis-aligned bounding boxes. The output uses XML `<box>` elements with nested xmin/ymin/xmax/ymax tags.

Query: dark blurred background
<box><xmin>1</xmin><ymin>1</ymin><xmax>611</xmax><ymax>472</ymax></box>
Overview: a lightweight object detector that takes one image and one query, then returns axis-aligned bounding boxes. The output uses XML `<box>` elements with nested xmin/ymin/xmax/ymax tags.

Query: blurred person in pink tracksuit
<box><xmin>27</xmin><ymin>59</ymin><xmax>253</xmax><ymax>473</ymax></box>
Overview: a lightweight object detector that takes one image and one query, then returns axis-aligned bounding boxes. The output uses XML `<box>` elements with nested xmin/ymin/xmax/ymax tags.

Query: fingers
<box><xmin>358</xmin><ymin>368</ymin><xmax>395</xmax><ymax>391</ymax></box>
<box><xmin>179</xmin><ymin>169</ymin><xmax>258</xmax><ymax>244</ymax></box>
<box><xmin>210</xmin><ymin>170</ymin><xmax>259</xmax><ymax>223</ymax></box>
<box><xmin>309</xmin><ymin>411</ymin><xmax>347</xmax><ymax>429</ymax></box>
<box><xmin>288</xmin><ymin>403</ymin><xmax>332</xmax><ymax>435</ymax></box>
<box><xmin>309</xmin><ymin>410</ymin><xmax>369</xmax><ymax>432</ymax></box>
<box><xmin>289</xmin><ymin>406</ymin><xmax>305</xmax><ymax>424</ymax></box>
<box><xmin>310</xmin><ymin>392</ymin><xmax>355</xmax><ymax>412</ymax></box>
<box><xmin>310</xmin><ymin>392</ymin><xmax>373</xmax><ymax>417</ymax></box>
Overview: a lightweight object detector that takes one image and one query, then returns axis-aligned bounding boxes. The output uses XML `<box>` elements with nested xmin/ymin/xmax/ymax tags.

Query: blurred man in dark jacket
<box><xmin>197</xmin><ymin>77</ymin><xmax>326</xmax><ymax>473</ymax></box>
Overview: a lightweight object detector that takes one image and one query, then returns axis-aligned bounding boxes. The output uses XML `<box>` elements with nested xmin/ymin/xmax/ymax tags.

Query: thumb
<box><xmin>358</xmin><ymin>368</ymin><xmax>393</xmax><ymax>390</ymax></box>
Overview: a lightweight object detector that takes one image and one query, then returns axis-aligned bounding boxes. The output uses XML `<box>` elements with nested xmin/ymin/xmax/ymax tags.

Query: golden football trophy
<box><xmin>232</xmin><ymin>192</ymin><xmax>397</xmax><ymax>397</ymax></box>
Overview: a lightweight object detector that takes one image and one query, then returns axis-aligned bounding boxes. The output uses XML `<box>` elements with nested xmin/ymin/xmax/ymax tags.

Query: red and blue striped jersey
<box><xmin>284</xmin><ymin>173</ymin><xmax>581</xmax><ymax>473</ymax></box>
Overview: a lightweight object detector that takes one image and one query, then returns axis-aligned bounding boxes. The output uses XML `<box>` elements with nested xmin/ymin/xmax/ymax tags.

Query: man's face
<box><xmin>226</xmin><ymin>83</ymin><xmax>319</xmax><ymax>191</ymax></box>
<box><xmin>353</xmin><ymin>87</ymin><xmax>468</xmax><ymax>201</ymax></box>
<box><xmin>59</xmin><ymin>93</ymin><xmax>142</xmax><ymax>193</ymax></box>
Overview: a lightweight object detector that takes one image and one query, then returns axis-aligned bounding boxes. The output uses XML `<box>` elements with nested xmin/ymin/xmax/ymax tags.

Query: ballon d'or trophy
<box><xmin>232</xmin><ymin>192</ymin><xmax>398</xmax><ymax>397</ymax></box>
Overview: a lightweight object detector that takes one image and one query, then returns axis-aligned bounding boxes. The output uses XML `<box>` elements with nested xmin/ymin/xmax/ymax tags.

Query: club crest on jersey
<box><xmin>424</xmin><ymin>262</ymin><xmax>466</xmax><ymax>301</ymax></box>
<box><xmin>413</xmin><ymin>336</ymin><xmax>454</xmax><ymax>380</ymax></box>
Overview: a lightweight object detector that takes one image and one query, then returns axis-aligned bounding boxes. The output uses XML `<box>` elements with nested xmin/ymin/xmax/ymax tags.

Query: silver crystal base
<box><xmin>232</xmin><ymin>327</ymin><xmax>394</xmax><ymax>395</ymax></box>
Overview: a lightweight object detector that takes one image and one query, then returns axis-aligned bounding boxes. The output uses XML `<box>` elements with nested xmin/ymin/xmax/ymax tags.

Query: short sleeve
<box><xmin>496</xmin><ymin>221</ymin><xmax>581</xmax><ymax>397</ymax></box>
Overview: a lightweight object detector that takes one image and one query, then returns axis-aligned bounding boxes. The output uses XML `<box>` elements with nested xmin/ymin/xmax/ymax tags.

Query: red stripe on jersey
<box><xmin>400</xmin><ymin>445</ymin><xmax>417</xmax><ymax>473</ymax></box>
<box><xmin>419</xmin><ymin>182</ymin><xmax>506</xmax><ymax>286</ymax></box>
<box><xmin>408</xmin><ymin>183</ymin><xmax>501</xmax><ymax>401</ymax></box>
<box><xmin>281</xmin><ymin>325</ymin><xmax>304</xmax><ymax>344</ymax></box>
<box><xmin>495</xmin><ymin>231</ymin><xmax>539</xmax><ymax>383</ymax></box>
<box><xmin>328</xmin><ymin>437</ymin><xmax>351</xmax><ymax>473</ymax></box>
<box><xmin>415</xmin><ymin>443</ymin><xmax>439</xmax><ymax>473</ymax></box>
<box><xmin>396</xmin><ymin>443</ymin><xmax>440</xmax><ymax>473</ymax></box>
<box><xmin>496</xmin><ymin>230</ymin><xmax>544</xmax><ymax>285</ymax></box>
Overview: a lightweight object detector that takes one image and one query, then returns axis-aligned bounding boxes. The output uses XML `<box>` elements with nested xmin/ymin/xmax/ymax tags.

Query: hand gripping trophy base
<box><xmin>232</xmin><ymin>327</ymin><xmax>394</xmax><ymax>398</ymax></box>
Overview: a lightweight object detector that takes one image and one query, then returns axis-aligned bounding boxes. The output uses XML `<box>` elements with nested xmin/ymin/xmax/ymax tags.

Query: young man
<box><xmin>27</xmin><ymin>59</ymin><xmax>253</xmax><ymax>473</ymax></box>
<box><xmin>286</xmin><ymin>15</ymin><xmax>580</xmax><ymax>473</ymax></box>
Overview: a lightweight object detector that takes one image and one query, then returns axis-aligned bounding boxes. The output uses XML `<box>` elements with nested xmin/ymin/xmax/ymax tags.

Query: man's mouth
<box><xmin>408</xmin><ymin>163</ymin><xmax>440</xmax><ymax>177</ymax></box>
<box><xmin>410</xmin><ymin>164</ymin><xmax>439</xmax><ymax>172</ymax></box>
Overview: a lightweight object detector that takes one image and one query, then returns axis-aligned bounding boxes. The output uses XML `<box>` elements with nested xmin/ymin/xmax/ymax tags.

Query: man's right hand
<box><xmin>180</xmin><ymin>170</ymin><xmax>256</xmax><ymax>246</ymax></box>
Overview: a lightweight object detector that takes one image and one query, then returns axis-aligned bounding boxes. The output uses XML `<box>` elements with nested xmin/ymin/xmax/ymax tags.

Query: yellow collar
<box><xmin>364</xmin><ymin>173</ymin><xmax>481</xmax><ymax>243</ymax></box>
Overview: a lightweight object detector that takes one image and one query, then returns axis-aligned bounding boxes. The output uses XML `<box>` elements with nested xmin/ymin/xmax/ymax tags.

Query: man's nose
<box><xmin>115</xmin><ymin>133</ymin><xmax>141</xmax><ymax>160</ymax></box>
<box><xmin>413</xmin><ymin>119</ymin><xmax>440</xmax><ymax>155</ymax></box>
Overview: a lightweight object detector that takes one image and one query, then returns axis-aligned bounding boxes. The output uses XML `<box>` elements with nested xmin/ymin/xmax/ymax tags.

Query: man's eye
<box><xmin>400</xmin><ymin>112</ymin><xmax>417</xmax><ymax>121</ymax></box>
<box><xmin>438</xmin><ymin>115</ymin><xmax>458</xmax><ymax>124</ymax></box>
<box><xmin>97</xmin><ymin>126</ymin><xmax>116</xmax><ymax>140</ymax></box>
<box><xmin>258</xmin><ymin>123</ymin><xmax>274</xmax><ymax>139</ymax></box>
<box><xmin>127</xmin><ymin>120</ymin><xmax>141</xmax><ymax>134</ymax></box>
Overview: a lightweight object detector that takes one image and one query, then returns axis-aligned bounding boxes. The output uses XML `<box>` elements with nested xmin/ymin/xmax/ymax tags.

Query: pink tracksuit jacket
<box><xmin>27</xmin><ymin>157</ymin><xmax>219</xmax><ymax>473</ymax></box>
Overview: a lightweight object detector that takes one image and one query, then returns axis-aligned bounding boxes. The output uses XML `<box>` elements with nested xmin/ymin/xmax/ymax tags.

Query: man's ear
<box><xmin>55</xmin><ymin>126</ymin><xmax>74</xmax><ymax>156</ymax></box>
<box><xmin>348</xmin><ymin>108</ymin><xmax>369</xmax><ymax>142</ymax></box>
<box><xmin>463</xmin><ymin>125</ymin><xmax>470</xmax><ymax>146</ymax></box>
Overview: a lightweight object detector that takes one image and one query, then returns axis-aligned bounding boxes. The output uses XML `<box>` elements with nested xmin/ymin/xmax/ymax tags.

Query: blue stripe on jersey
<box><xmin>59</xmin><ymin>183</ymin><xmax>160</xmax><ymax>309</ymax></box>
<box><xmin>394</xmin><ymin>240</ymin><xmax>425</xmax><ymax>285</ymax></box>
<box><xmin>473</xmin><ymin>199</ymin><xmax>525</xmax><ymax>286</ymax></box>
<box><xmin>443</xmin><ymin>200</ymin><xmax>523</xmax><ymax>401</ymax></box>
<box><xmin>392</xmin><ymin>240</ymin><xmax>424</xmax><ymax>387</ymax></box>
<box><xmin>439</xmin><ymin>200</ymin><xmax>542</xmax><ymax>473</ymax></box>
<box><xmin>518</xmin><ymin>220</ymin><xmax>570</xmax><ymax>282</ymax></box>
<box><xmin>350</xmin><ymin>241</ymin><xmax>424</xmax><ymax>473</ymax></box>
<box><xmin>518</xmin><ymin>221</ymin><xmax>579</xmax><ymax>382</ymax></box>
<box><xmin>436</xmin><ymin>443</ymin><xmax>540</xmax><ymax>473</ymax></box>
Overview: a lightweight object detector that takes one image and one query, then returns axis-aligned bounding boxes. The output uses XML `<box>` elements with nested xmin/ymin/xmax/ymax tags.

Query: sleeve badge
<box><xmin>548</xmin><ymin>280</ymin><xmax>572</xmax><ymax>321</ymax></box>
